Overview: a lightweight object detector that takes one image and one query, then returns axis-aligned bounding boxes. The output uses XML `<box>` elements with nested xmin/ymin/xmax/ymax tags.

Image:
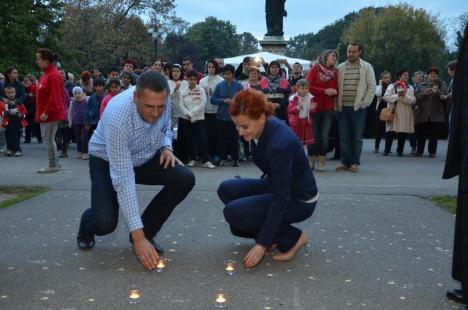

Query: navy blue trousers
<box><xmin>80</xmin><ymin>154</ymin><xmax>195</xmax><ymax>240</ymax></box>
<box><xmin>218</xmin><ymin>178</ymin><xmax>316</xmax><ymax>252</ymax></box>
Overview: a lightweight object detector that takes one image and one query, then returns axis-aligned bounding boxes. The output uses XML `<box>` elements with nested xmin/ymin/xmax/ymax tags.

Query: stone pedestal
<box><xmin>259</xmin><ymin>36</ymin><xmax>288</xmax><ymax>55</ymax></box>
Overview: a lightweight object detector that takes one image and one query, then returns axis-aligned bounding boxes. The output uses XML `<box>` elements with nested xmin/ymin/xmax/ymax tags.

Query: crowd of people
<box><xmin>0</xmin><ymin>42</ymin><xmax>465</xmax><ymax>308</ymax></box>
<box><xmin>0</xmin><ymin>43</ymin><xmax>455</xmax><ymax>174</ymax></box>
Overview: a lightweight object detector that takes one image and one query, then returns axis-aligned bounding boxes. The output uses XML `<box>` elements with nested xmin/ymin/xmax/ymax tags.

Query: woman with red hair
<box><xmin>217</xmin><ymin>89</ymin><xmax>319</xmax><ymax>268</ymax></box>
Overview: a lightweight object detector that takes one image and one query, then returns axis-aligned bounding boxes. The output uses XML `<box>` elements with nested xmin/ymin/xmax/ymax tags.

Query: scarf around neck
<box><xmin>316</xmin><ymin>64</ymin><xmax>336</xmax><ymax>82</ymax></box>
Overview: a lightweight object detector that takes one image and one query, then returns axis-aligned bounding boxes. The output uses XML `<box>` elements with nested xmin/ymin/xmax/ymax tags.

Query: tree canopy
<box><xmin>340</xmin><ymin>4</ymin><xmax>446</xmax><ymax>77</ymax></box>
<box><xmin>0</xmin><ymin>0</ymin><xmax>63</xmax><ymax>73</ymax></box>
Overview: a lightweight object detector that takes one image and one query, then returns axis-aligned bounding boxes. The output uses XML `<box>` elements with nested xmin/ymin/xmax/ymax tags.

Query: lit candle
<box><xmin>156</xmin><ymin>258</ymin><xmax>167</xmax><ymax>273</ymax></box>
<box><xmin>128</xmin><ymin>289</ymin><xmax>141</xmax><ymax>304</ymax></box>
<box><xmin>224</xmin><ymin>260</ymin><xmax>236</xmax><ymax>276</ymax></box>
<box><xmin>214</xmin><ymin>293</ymin><xmax>227</xmax><ymax>308</ymax></box>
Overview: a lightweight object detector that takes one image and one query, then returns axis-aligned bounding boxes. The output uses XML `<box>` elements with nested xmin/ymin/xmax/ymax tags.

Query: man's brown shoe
<box><xmin>349</xmin><ymin>164</ymin><xmax>359</xmax><ymax>172</ymax></box>
<box><xmin>335</xmin><ymin>164</ymin><xmax>349</xmax><ymax>171</ymax></box>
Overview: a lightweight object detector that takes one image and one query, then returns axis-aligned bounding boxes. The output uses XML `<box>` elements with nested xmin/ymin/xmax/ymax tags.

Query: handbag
<box><xmin>379</xmin><ymin>83</ymin><xmax>399</xmax><ymax>122</ymax></box>
<box><xmin>379</xmin><ymin>107</ymin><xmax>394</xmax><ymax>122</ymax></box>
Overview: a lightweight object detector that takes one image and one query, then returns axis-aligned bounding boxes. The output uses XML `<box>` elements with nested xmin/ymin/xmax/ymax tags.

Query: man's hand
<box><xmin>243</xmin><ymin>244</ymin><xmax>266</xmax><ymax>268</ymax></box>
<box><xmin>224</xmin><ymin>98</ymin><xmax>233</xmax><ymax>105</ymax></box>
<box><xmin>131</xmin><ymin>230</ymin><xmax>160</xmax><ymax>270</ymax></box>
<box><xmin>159</xmin><ymin>148</ymin><xmax>182</xmax><ymax>169</ymax></box>
<box><xmin>40</xmin><ymin>113</ymin><xmax>48</xmax><ymax>121</ymax></box>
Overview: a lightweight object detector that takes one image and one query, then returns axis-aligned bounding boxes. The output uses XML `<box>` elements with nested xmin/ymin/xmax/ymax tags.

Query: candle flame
<box><xmin>129</xmin><ymin>290</ymin><xmax>140</xmax><ymax>299</ymax></box>
<box><xmin>216</xmin><ymin>294</ymin><xmax>226</xmax><ymax>303</ymax></box>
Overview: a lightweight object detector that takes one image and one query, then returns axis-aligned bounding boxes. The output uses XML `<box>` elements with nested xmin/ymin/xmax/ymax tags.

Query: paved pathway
<box><xmin>0</xmin><ymin>140</ymin><xmax>460</xmax><ymax>309</ymax></box>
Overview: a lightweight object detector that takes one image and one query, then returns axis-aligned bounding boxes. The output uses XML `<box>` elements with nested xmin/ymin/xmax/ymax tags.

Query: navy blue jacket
<box><xmin>253</xmin><ymin>116</ymin><xmax>318</xmax><ymax>247</ymax></box>
<box><xmin>210</xmin><ymin>80</ymin><xmax>244</xmax><ymax>121</ymax></box>
<box><xmin>85</xmin><ymin>93</ymin><xmax>104</xmax><ymax>125</ymax></box>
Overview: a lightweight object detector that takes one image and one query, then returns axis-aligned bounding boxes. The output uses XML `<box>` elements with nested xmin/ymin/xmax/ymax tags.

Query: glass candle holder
<box><xmin>214</xmin><ymin>293</ymin><xmax>228</xmax><ymax>308</ymax></box>
<box><xmin>224</xmin><ymin>260</ymin><xmax>236</xmax><ymax>276</ymax></box>
<box><xmin>155</xmin><ymin>258</ymin><xmax>167</xmax><ymax>273</ymax></box>
<box><xmin>128</xmin><ymin>287</ymin><xmax>141</xmax><ymax>304</ymax></box>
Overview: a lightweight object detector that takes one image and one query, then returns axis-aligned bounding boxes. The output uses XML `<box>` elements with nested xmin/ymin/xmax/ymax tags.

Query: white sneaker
<box><xmin>14</xmin><ymin>151</ymin><xmax>22</xmax><ymax>157</ymax></box>
<box><xmin>81</xmin><ymin>153</ymin><xmax>89</xmax><ymax>160</ymax></box>
<box><xmin>202</xmin><ymin>161</ymin><xmax>216</xmax><ymax>169</ymax></box>
<box><xmin>187</xmin><ymin>160</ymin><xmax>196</xmax><ymax>167</ymax></box>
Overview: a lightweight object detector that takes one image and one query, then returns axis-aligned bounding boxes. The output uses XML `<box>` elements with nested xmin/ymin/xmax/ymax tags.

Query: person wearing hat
<box><xmin>68</xmin><ymin>86</ymin><xmax>89</xmax><ymax>160</ymax></box>
<box><xmin>414</xmin><ymin>66</ymin><xmax>448</xmax><ymax>157</ymax></box>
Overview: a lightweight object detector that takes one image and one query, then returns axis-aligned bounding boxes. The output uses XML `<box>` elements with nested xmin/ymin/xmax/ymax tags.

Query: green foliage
<box><xmin>286</xmin><ymin>12</ymin><xmax>358</xmax><ymax>61</ymax></box>
<box><xmin>183</xmin><ymin>17</ymin><xmax>241</xmax><ymax>68</ymax></box>
<box><xmin>239</xmin><ymin>32</ymin><xmax>259</xmax><ymax>55</ymax></box>
<box><xmin>454</xmin><ymin>13</ymin><xmax>468</xmax><ymax>52</ymax></box>
<box><xmin>57</xmin><ymin>0</ymin><xmax>176</xmax><ymax>74</ymax></box>
<box><xmin>0</xmin><ymin>0</ymin><xmax>64</xmax><ymax>74</ymax></box>
<box><xmin>160</xmin><ymin>33</ymin><xmax>201</xmax><ymax>66</ymax></box>
<box><xmin>341</xmin><ymin>4</ymin><xmax>446</xmax><ymax>76</ymax></box>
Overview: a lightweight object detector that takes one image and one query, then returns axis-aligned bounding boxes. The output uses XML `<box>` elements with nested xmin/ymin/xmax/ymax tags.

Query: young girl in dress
<box><xmin>287</xmin><ymin>79</ymin><xmax>316</xmax><ymax>158</ymax></box>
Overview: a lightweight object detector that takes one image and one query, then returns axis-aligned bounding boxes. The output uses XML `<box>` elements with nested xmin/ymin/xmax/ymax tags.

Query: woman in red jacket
<box><xmin>306</xmin><ymin>49</ymin><xmax>339</xmax><ymax>171</ymax></box>
<box><xmin>35</xmin><ymin>48</ymin><xmax>65</xmax><ymax>173</ymax></box>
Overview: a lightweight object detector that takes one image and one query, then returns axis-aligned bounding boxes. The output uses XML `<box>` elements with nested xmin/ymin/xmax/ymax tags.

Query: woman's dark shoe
<box><xmin>382</xmin><ymin>152</ymin><xmax>389</xmax><ymax>156</ymax></box>
<box><xmin>397</xmin><ymin>152</ymin><xmax>403</xmax><ymax>157</ymax></box>
<box><xmin>272</xmin><ymin>231</ymin><xmax>308</xmax><ymax>262</ymax></box>
<box><xmin>446</xmin><ymin>288</ymin><xmax>464</xmax><ymax>304</ymax></box>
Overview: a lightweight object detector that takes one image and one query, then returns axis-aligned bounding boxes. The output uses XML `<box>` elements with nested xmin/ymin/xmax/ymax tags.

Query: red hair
<box><xmin>230</xmin><ymin>89</ymin><xmax>274</xmax><ymax>119</ymax></box>
<box><xmin>81</xmin><ymin>70</ymin><xmax>91</xmax><ymax>81</ymax></box>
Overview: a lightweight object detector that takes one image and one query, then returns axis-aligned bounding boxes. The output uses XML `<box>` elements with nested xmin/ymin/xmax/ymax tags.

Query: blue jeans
<box><xmin>80</xmin><ymin>154</ymin><xmax>195</xmax><ymax>239</ymax></box>
<box><xmin>217</xmin><ymin>178</ymin><xmax>316</xmax><ymax>252</ymax></box>
<box><xmin>338</xmin><ymin>106</ymin><xmax>367</xmax><ymax>166</ymax></box>
<box><xmin>311</xmin><ymin>110</ymin><xmax>333</xmax><ymax>156</ymax></box>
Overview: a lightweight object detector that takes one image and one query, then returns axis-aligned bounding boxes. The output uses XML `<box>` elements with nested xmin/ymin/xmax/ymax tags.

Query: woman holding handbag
<box><xmin>382</xmin><ymin>68</ymin><xmax>416</xmax><ymax>156</ymax></box>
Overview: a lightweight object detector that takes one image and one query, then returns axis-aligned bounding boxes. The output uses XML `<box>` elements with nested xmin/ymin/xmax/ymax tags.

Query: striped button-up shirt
<box><xmin>89</xmin><ymin>86</ymin><xmax>173</xmax><ymax>231</ymax></box>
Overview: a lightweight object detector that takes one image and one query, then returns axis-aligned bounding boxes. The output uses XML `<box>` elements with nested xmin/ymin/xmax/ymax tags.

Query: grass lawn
<box><xmin>430</xmin><ymin>195</ymin><xmax>457</xmax><ymax>214</ymax></box>
<box><xmin>0</xmin><ymin>186</ymin><xmax>49</xmax><ymax>209</ymax></box>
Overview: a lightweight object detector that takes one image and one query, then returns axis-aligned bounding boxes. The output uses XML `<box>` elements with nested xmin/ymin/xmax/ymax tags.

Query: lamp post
<box><xmin>150</xmin><ymin>28</ymin><xmax>164</xmax><ymax>60</ymax></box>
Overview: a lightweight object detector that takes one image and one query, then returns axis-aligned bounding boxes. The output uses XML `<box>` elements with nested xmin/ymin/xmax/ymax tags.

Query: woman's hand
<box><xmin>243</xmin><ymin>244</ymin><xmax>266</xmax><ymax>268</ymax></box>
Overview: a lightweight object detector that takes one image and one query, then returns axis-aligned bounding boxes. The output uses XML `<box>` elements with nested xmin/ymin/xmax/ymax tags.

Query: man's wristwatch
<box><xmin>162</xmin><ymin>146</ymin><xmax>173</xmax><ymax>152</ymax></box>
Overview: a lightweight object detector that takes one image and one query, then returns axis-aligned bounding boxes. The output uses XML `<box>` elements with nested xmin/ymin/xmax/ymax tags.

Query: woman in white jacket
<box><xmin>199</xmin><ymin>59</ymin><xmax>224</xmax><ymax>164</ymax></box>
<box><xmin>382</xmin><ymin>68</ymin><xmax>416</xmax><ymax>156</ymax></box>
<box><xmin>168</xmin><ymin>64</ymin><xmax>188</xmax><ymax>132</ymax></box>
<box><xmin>178</xmin><ymin>70</ymin><xmax>216</xmax><ymax>169</ymax></box>
<box><xmin>374</xmin><ymin>71</ymin><xmax>391</xmax><ymax>153</ymax></box>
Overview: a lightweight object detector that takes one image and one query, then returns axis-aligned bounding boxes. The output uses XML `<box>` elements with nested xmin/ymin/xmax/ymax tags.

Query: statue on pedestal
<box><xmin>265</xmin><ymin>0</ymin><xmax>287</xmax><ymax>37</ymax></box>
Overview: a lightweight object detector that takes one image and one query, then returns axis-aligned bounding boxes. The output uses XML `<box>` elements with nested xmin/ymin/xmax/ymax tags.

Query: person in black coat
<box><xmin>217</xmin><ymin>89</ymin><xmax>318</xmax><ymax>268</ymax></box>
<box><xmin>443</xmin><ymin>25</ymin><xmax>468</xmax><ymax>310</ymax></box>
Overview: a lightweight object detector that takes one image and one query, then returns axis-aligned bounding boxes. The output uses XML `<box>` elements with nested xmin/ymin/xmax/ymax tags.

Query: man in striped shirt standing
<box><xmin>76</xmin><ymin>71</ymin><xmax>195</xmax><ymax>270</ymax></box>
<box><xmin>336</xmin><ymin>43</ymin><xmax>376</xmax><ymax>172</ymax></box>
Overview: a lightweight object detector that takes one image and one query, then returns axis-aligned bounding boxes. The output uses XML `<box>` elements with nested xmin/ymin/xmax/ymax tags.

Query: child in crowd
<box><xmin>0</xmin><ymin>86</ymin><xmax>28</xmax><ymax>156</ymax></box>
<box><xmin>120</xmin><ymin>72</ymin><xmax>132</xmax><ymax>90</ymax></box>
<box><xmin>178</xmin><ymin>70</ymin><xmax>215</xmax><ymax>168</ymax></box>
<box><xmin>100</xmin><ymin>79</ymin><xmax>121</xmax><ymax>116</ymax></box>
<box><xmin>68</xmin><ymin>86</ymin><xmax>89</xmax><ymax>160</ymax></box>
<box><xmin>23</xmin><ymin>74</ymin><xmax>42</xmax><ymax>143</ymax></box>
<box><xmin>107</xmin><ymin>67</ymin><xmax>120</xmax><ymax>82</ymax></box>
<box><xmin>288</xmin><ymin>79</ymin><xmax>316</xmax><ymax>157</ymax></box>
<box><xmin>85</xmin><ymin>78</ymin><xmax>105</xmax><ymax>141</ymax></box>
